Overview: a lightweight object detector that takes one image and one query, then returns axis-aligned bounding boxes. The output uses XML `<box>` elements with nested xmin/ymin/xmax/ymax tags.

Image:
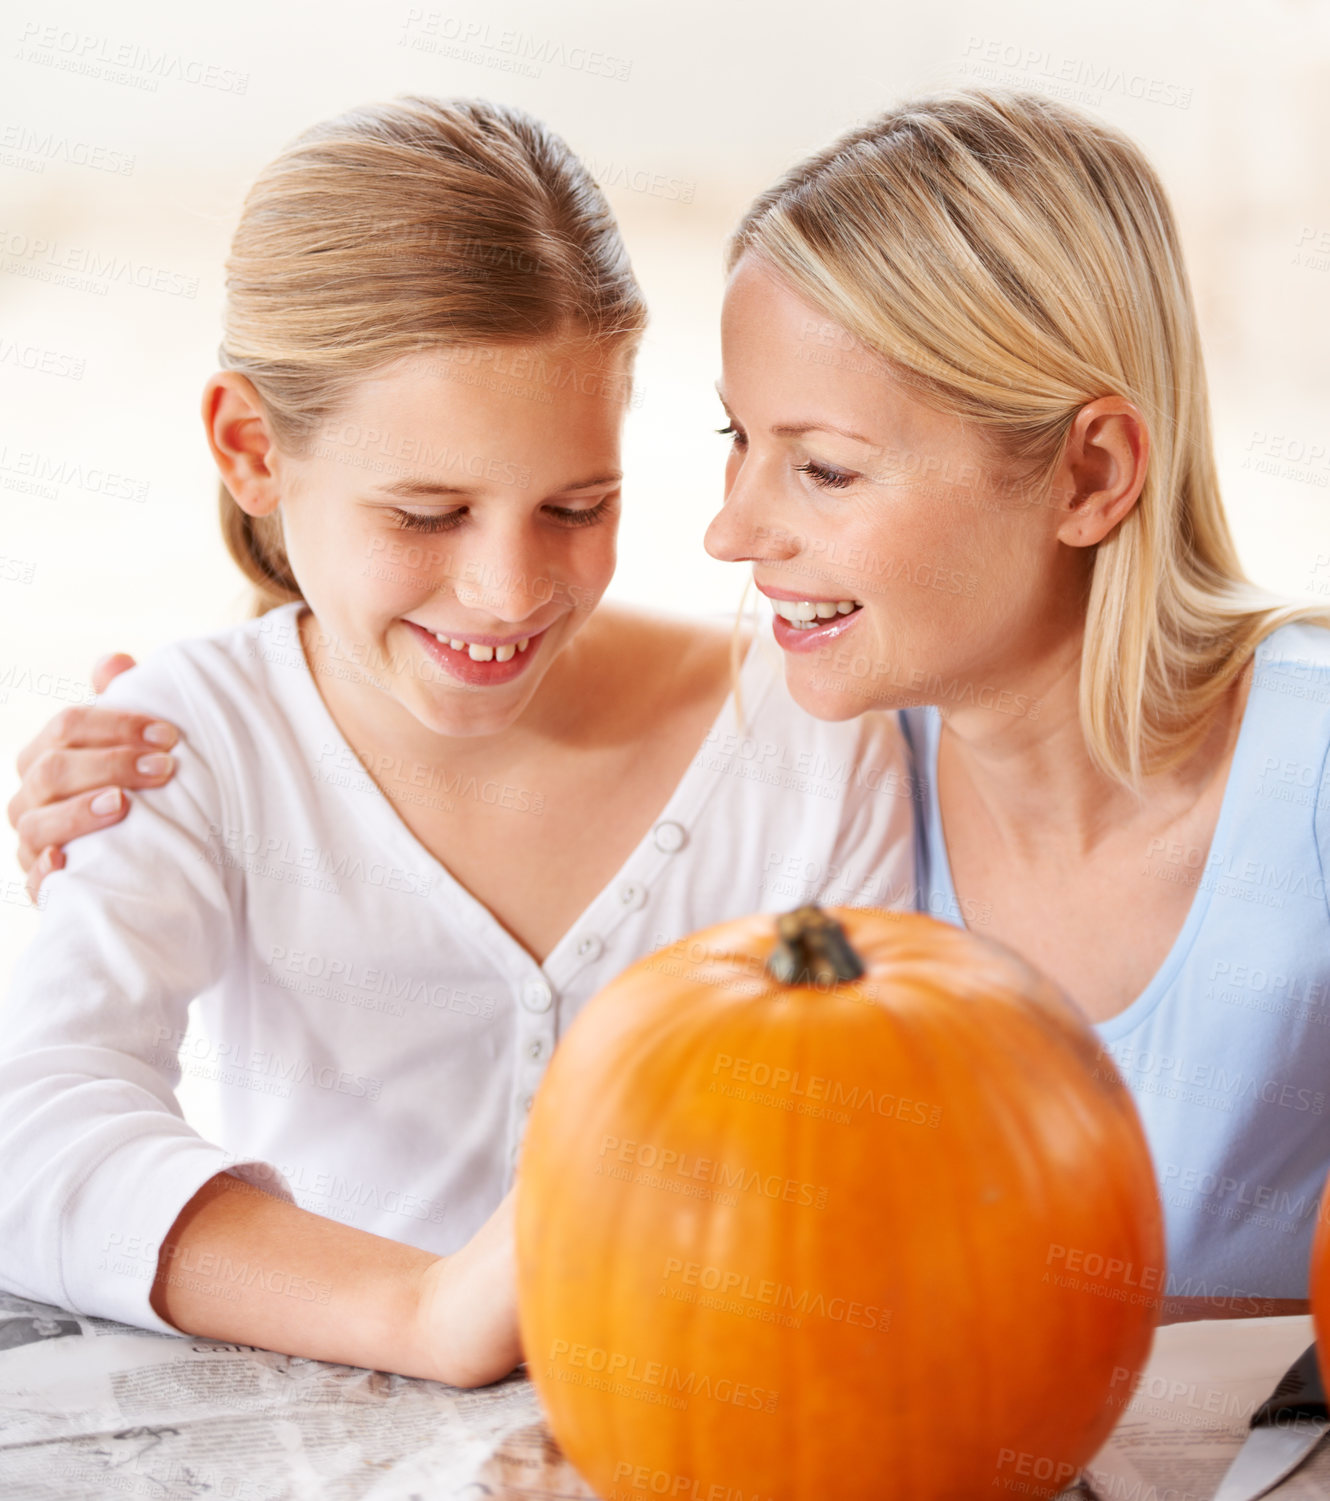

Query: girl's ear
<box><xmin>201</xmin><ymin>372</ymin><xmax>284</xmax><ymax>518</ymax></box>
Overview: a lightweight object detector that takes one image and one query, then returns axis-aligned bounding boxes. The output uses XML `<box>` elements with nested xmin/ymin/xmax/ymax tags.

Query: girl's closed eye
<box><xmin>545</xmin><ymin>495</ymin><xmax>618</xmax><ymax>528</ymax></box>
<box><xmin>716</xmin><ymin>422</ymin><xmax>747</xmax><ymax>447</ymax></box>
<box><xmin>389</xmin><ymin>497</ymin><xmax>618</xmax><ymax>534</ymax></box>
<box><xmin>391</xmin><ymin>508</ymin><xmax>466</xmax><ymax>533</ymax></box>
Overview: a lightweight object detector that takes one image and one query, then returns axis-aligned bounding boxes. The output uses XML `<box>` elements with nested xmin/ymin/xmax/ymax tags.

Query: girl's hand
<box><xmin>8</xmin><ymin>653</ymin><xmax>180</xmax><ymax>901</ymax></box>
<box><xmin>414</xmin><ymin>1186</ymin><xmax>525</xmax><ymax>1388</ymax></box>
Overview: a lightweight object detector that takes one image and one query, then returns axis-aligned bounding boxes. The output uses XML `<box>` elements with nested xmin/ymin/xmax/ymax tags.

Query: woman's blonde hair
<box><xmin>216</xmin><ymin>94</ymin><xmax>646</xmax><ymax>614</ymax></box>
<box><xmin>729</xmin><ymin>85</ymin><xmax>1326</xmax><ymax>786</ymax></box>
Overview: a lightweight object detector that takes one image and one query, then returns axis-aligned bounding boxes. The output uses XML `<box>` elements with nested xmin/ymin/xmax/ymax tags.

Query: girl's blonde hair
<box><xmin>729</xmin><ymin>85</ymin><xmax>1326</xmax><ymax>786</ymax></box>
<box><xmin>216</xmin><ymin>95</ymin><xmax>646</xmax><ymax>614</ymax></box>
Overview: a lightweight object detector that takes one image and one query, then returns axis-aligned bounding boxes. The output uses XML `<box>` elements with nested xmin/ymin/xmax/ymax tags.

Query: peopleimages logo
<box><xmin>0</xmin><ymin>229</ymin><xmax>198</xmax><ymax>299</ymax></box>
<box><xmin>0</xmin><ymin>120</ymin><xmax>135</xmax><ymax>174</ymax></box>
<box><xmin>16</xmin><ymin>21</ymin><xmax>249</xmax><ymax>94</ymax></box>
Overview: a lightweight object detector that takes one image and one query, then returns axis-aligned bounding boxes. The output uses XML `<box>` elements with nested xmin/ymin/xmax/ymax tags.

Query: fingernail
<box><xmin>90</xmin><ymin>788</ymin><xmax>123</xmax><ymax>815</ymax></box>
<box><xmin>142</xmin><ymin>722</ymin><xmax>176</xmax><ymax>747</ymax></box>
<box><xmin>136</xmin><ymin>753</ymin><xmax>172</xmax><ymax>777</ymax></box>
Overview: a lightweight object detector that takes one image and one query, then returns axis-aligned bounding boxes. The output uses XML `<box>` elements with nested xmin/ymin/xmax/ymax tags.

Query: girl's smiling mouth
<box><xmin>403</xmin><ymin>619</ymin><xmax>547</xmax><ymax>684</ymax></box>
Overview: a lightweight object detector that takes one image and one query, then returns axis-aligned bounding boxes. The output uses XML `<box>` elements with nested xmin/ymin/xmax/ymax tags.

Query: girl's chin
<box><xmin>403</xmin><ymin>673</ymin><xmax>542</xmax><ymax>736</ymax></box>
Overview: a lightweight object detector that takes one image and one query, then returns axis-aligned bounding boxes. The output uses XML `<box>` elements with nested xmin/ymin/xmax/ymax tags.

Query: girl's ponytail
<box><xmin>217</xmin><ymin>483</ymin><xmax>301</xmax><ymax>615</ymax></box>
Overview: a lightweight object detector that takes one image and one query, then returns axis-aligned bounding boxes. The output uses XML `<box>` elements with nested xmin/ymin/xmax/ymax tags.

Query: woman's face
<box><xmin>267</xmin><ymin>338</ymin><xmax>628</xmax><ymax>739</ymax></box>
<box><xmin>705</xmin><ymin>256</ymin><xmax>1088</xmax><ymax>722</ymax></box>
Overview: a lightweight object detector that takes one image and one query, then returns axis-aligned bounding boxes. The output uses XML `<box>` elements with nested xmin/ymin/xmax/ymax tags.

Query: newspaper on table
<box><xmin>0</xmin><ymin>1290</ymin><xmax>1323</xmax><ymax>1499</ymax></box>
<box><xmin>1081</xmin><ymin>1312</ymin><xmax>1330</xmax><ymax>1501</ymax></box>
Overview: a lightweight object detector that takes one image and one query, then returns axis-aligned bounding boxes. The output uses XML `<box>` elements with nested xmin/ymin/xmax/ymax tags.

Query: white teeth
<box><xmin>771</xmin><ymin>598</ymin><xmax>860</xmax><ymax>628</ymax></box>
<box><xmin>426</xmin><ymin>627</ymin><xmax>532</xmax><ymax>658</ymax></box>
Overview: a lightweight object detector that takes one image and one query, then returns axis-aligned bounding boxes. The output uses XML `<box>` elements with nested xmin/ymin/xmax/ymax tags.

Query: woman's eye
<box><xmin>391</xmin><ymin>508</ymin><xmax>466</xmax><ymax>533</ymax></box>
<box><xmin>716</xmin><ymin>423</ymin><xmax>747</xmax><ymax>447</ymax></box>
<box><xmin>796</xmin><ymin>460</ymin><xmax>856</xmax><ymax>491</ymax></box>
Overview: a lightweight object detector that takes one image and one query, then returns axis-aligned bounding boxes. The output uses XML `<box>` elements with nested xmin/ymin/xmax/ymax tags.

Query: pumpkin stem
<box><xmin>766</xmin><ymin>904</ymin><xmax>865</xmax><ymax>986</ymax></box>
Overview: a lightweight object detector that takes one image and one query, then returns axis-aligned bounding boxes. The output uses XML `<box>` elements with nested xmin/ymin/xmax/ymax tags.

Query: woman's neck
<box><xmin>934</xmin><ymin>641</ymin><xmax>1251</xmax><ymax>863</ymax></box>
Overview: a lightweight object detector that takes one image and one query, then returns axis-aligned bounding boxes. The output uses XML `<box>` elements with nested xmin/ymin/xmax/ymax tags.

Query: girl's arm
<box><xmin>8</xmin><ymin>653</ymin><xmax>180</xmax><ymax>900</ymax></box>
<box><xmin>152</xmin><ymin>1172</ymin><xmax>522</xmax><ymax>1388</ymax></box>
<box><xmin>0</xmin><ymin>651</ymin><xmax>520</xmax><ymax>1387</ymax></box>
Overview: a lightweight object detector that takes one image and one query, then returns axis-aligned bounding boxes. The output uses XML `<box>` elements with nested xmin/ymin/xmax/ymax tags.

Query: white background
<box><xmin>2</xmin><ymin>0</ymin><xmax>1329</xmax><ymax>981</ymax></box>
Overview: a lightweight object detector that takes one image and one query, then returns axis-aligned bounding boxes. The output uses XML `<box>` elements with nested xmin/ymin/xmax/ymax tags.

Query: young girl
<box><xmin>0</xmin><ymin>95</ymin><xmax>913</xmax><ymax>1386</ymax></box>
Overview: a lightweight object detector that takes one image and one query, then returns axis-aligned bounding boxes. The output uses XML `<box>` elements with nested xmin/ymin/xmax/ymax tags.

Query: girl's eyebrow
<box><xmin>371</xmin><ymin>472</ymin><xmax>622</xmax><ymax>499</ymax></box>
<box><xmin>374</xmin><ymin>478</ymin><xmax>472</xmax><ymax>498</ymax></box>
<box><xmin>553</xmin><ymin>471</ymin><xmax>622</xmax><ymax>492</ymax></box>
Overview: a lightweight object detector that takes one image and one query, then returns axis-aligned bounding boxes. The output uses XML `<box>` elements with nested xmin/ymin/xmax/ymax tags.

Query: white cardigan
<box><xmin>0</xmin><ymin>603</ymin><xmax>914</xmax><ymax>1331</ymax></box>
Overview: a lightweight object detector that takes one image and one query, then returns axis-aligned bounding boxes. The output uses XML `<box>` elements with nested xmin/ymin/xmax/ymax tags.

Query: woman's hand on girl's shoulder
<box><xmin>7</xmin><ymin>652</ymin><xmax>180</xmax><ymax>902</ymax></box>
<box><xmin>412</xmin><ymin>1186</ymin><xmax>524</xmax><ymax>1389</ymax></box>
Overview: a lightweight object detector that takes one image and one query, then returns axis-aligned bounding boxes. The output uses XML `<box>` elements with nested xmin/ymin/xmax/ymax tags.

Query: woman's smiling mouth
<box><xmin>757</xmin><ymin>587</ymin><xmax>864</xmax><ymax>652</ymax></box>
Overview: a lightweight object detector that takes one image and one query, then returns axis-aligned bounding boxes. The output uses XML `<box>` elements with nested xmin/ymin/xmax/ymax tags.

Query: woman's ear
<box><xmin>1053</xmin><ymin>396</ymin><xmax>1151</xmax><ymax>548</ymax></box>
<box><xmin>201</xmin><ymin>372</ymin><xmax>283</xmax><ymax>518</ymax></box>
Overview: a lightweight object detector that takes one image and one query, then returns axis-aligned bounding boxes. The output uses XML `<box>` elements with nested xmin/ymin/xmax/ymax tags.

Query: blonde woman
<box><xmin>705</xmin><ymin>88</ymin><xmax>1330</xmax><ymax>1306</ymax></box>
<box><xmin>0</xmin><ymin>96</ymin><xmax>912</xmax><ymax>1386</ymax></box>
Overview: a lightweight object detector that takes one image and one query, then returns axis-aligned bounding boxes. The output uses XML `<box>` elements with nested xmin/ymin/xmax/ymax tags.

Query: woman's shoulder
<box><xmin>1252</xmin><ymin>619</ymin><xmax>1330</xmax><ymax>686</ymax></box>
<box><xmin>1238</xmin><ymin>620</ymin><xmax>1330</xmax><ymax>749</ymax></box>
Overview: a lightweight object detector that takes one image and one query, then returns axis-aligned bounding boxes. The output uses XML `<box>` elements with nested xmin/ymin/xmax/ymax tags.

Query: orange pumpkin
<box><xmin>516</xmin><ymin>905</ymin><xmax>1164</xmax><ymax>1500</ymax></box>
<box><xmin>1311</xmin><ymin>1177</ymin><xmax>1330</xmax><ymax>1393</ymax></box>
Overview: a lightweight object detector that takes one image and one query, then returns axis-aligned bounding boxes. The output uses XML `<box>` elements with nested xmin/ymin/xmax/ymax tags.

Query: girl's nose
<box><xmin>452</xmin><ymin>545</ymin><xmax>553</xmax><ymax>624</ymax></box>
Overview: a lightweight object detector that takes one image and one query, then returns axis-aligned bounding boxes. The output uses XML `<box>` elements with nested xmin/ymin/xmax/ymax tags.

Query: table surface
<box><xmin>0</xmin><ymin>1292</ymin><xmax>1322</xmax><ymax>1499</ymax></box>
<box><xmin>1159</xmin><ymin>1296</ymin><xmax>1313</xmax><ymax>1324</ymax></box>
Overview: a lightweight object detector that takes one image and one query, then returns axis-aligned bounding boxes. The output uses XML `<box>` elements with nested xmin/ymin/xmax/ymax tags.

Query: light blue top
<box><xmin>900</xmin><ymin>621</ymin><xmax>1330</xmax><ymax>1300</ymax></box>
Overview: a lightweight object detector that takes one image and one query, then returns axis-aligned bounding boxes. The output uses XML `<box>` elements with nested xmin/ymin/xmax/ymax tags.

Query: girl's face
<box><xmin>271</xmin><ymin>338</ymin><xmax>628</xmax><ymax>739</ymax></box>
<box><xmin>705</xmin><ymin>257</ymin><xmax>1088</xmax><ymax>722</ymax></box>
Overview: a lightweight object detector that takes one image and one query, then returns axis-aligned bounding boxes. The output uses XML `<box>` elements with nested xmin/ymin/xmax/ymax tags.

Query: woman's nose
<box><xmin>704</xmin><ymin>483</ymin><xmax>801</xmax><ymax>565</ymax></box>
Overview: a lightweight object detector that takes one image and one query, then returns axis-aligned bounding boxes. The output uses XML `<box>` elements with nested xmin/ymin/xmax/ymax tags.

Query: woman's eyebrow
<box><xmin>714</xmin><ymin>384</ymin><xmax>872</xmax><ymax>446</ymax></box>
<box><xmin>770</xmin><ymin>421</ymin><xmax>874</xmax><ymax>445</ymax></box>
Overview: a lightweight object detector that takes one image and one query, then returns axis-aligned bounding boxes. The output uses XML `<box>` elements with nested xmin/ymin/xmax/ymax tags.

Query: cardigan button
<box><xmin>522</xmin><ymin>979</ymin><xmax>553</xmax><ymax>1012</ymax></box>
<box><xmin>653</xmin><ymin>820</ymin><xmax>687</xmax><ymax>853</ymax></box>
